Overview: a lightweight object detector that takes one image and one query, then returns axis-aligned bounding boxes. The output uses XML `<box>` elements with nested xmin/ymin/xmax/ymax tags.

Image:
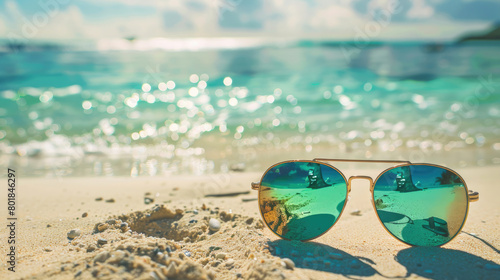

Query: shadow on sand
<box><xmin>268</xmin><ymin>234</ymin><xmax>500</xmax><ymax>279</ymax></box>
<box><xmin>396</xmin><ymin>246</ymin><xmax>500</xmax><ymax>279</ymax></box>
<box><xmin>267</xmin><ymin>239</ymin><xmax>380</xmax><ymax>278</ymax></box>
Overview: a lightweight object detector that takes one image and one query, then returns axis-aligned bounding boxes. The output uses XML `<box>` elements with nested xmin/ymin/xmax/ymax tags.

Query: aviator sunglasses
<box><xmin>251</xmin><ymin>158</ymin><xmax>479</xmax><ymax>247</ymax></box>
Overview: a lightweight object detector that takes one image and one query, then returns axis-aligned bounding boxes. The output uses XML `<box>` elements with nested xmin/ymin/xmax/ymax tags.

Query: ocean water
<box><xmin>1</xmin><ymin>40</ymin><xmax>500</xmax><ymax>177</ymax></box>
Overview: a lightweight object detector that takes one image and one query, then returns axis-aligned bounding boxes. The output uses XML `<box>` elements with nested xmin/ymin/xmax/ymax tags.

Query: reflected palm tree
<box><xmin>395</xmin><ymin>166</ymin><xmax>421</xmax><ymax>192</ymax></box>
<box><xmin>307</xmin><ymin>163</ymin><xmax>332</xmax><ymax>189</ymax></box>
<box><xmin>435</xmin><ymin>170</ymin><xmax>461</xmax><ymax>185</ymax></box>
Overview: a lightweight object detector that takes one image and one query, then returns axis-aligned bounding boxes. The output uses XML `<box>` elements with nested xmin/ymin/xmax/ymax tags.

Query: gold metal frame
<box><xmin>251</xmin><ymin>158</ymin><xmax>480</xmax><ymax>246</ymax></box>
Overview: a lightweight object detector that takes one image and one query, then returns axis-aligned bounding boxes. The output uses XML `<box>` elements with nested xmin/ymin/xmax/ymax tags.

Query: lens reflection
<box><xmin>259</xmin><ymin>161</ymin><xmax>347</xmax><ymax>241</ymax></box>
<box><xmin>373</xmin><ymin>164</ymin><xmax>468</xmax><ymax>246</ymax></box>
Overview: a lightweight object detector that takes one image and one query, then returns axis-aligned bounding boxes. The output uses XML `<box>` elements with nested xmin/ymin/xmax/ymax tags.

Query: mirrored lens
<box><xmin>259</xmin><ymin>161</ymin><xmax>347</xmax><ymax>241</ymax></box>
<box><xmin>373</xmin><ymin>164</ymin><xmax>468</xmax><ymax>246</ymax></box>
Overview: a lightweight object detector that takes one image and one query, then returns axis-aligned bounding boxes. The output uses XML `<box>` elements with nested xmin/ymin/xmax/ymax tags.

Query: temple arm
<box><xmin>468</xmin><ymin>190</ymin><xmax>479</xmax><ymax>202</ymax></box>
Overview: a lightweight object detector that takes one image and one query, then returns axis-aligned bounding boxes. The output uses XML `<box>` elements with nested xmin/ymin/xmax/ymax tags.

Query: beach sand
<box><xmin>0</xmin><ymin>166</ymin><xmax>499</xmax><ymax>279</ymax></box>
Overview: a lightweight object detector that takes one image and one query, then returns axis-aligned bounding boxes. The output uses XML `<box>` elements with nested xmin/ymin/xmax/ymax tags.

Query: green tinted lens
<box><xmin>259</xmin><ymin>161</ymin><xmax>347</xmax><ymax>241</ymax></box>
<box><xmin>373</xmin><ymin>164</ymin><xmax>468</xmax><ymax>246</ymax></box>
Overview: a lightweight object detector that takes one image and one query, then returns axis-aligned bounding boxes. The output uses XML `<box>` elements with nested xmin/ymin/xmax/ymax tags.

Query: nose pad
<box><xmin>347</xmin><ymin>176</ymin><xmax>374</xmax><ymax>193</ymax></box>
<box><xmin>346</xmin><ymin>175</ymin><xmax>375</xmax><ymax>211</ymax></box>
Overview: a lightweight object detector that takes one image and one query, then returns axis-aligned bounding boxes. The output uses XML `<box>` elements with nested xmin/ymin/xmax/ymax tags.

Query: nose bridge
<box><xmin>347</xmin><ymin>176</ymin><xmax>374</xmax><ymax>193</ymax></box>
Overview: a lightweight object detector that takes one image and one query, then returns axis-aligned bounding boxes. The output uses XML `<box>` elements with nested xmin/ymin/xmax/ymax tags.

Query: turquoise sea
<box><xmin>1</xmin><ymin>39</ymin><xmax>499</xmax><ymax>176</ymax></box>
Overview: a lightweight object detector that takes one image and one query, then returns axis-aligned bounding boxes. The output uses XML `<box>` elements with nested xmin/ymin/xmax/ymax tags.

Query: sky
<box><xmin>0</xmin><ymin>0</ymin><xmax>499</xmax><ymax>41</ymax></box>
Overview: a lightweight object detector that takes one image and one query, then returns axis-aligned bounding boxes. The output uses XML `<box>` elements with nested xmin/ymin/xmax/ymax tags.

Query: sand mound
<box><xmin>31</xmin><ymin>205</ymin><xmax>305</xmax><ymax>280</ymax></box>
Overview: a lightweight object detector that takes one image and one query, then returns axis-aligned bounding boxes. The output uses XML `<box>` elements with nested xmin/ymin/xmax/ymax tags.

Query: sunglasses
<box><xmin>251</xmin><ymin>158</ymin><xmax>479</xmax><ymax>247</ymax></box>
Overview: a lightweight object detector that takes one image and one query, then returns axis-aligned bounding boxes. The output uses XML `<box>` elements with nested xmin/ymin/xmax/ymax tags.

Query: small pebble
<box><xmin>86</xmin><ymin>244</ymin><xmax>96</xmax><ymax>252</ymax></box>
<box><xmin>281</xmin><ymin>258</ymin><xmax>295</xmax><ymax>270</ymax></box>
<box><xmin>95</xmin><ymin>197</ymin><xmax>103</xmax><ymax>201</ymax></box>
<box><xmin>209</xmin><ymin>246</ymin><xmax>221</xmax><ymax>252</ymax></box>
<box><xmin>46</xmin><ymin>224</ymin><xmax>51</xmax><ymax>228</ymax></box>
<box><xmin>107</xmin><ymin>250</ymin><xmax>127</xmax><ymax>264</ymax></box>
<box><xmin>67</xmin><ymin>229</ymin><xmax>82</xmax><ymax>239</ymax></box>
<box><xmin>144</xmin><ymin>197</ymin><xmax>154</xmax><ymax>204</ymax></box>
<box><xmin>350</xmin><ymin>209</ymin><xmax>362</xmax><ymax>216</ymax></box>
<box><xmin>193</xmin><ymin>209</ymin><xmax>199</xmax><ymax>214</ymax></box>
<box><xmin>94</xmin><ymin>251</ymin><xmax>110</xmax><ymax>263</ymax></box>
<box><xmin>44</xmin><ymin>248</ymin><xmax>52</xmax><ymax>252</ymax></box>
<box><xmin>216</xmin><ymin>252</ymin><xmax>227</xmax><ymax>260</ymax></box>
<box><xmin>229</xmin><ymin>163</ymin><xmax>245</xmax><ymax>172</ymax></box>
<box><xmin>105</xmin><ymin>198</ymin><xmax>115</xmax><ymax>203</ymax></box>
<box><xmin>97</xmin><ymin>238</ymin><xmax>107</xmax><ymax>245</ymax></box>
<box><xmin>74</xmin><ymin>270</ymin><xmax>82</xmax><ymax>277</ymax></box>
<box><xmin>82</xmin><ymin>212</ymin><xmax>88</xmax><ymax>218</ymax></box>
<box><xmin>97</xmin><ymin>223</ymin><xmax>108</xmax><ymax>232</ymax></box>
<box><xmin>209</xmin><ymin>218</ymin><xmax>221</xmax><ymax>232</ymax></box>
<box><xmin>226</xmin><ymin>258</ymin><xmax>235</xmax><ymax>266</ymax></box>
<box><xmin>184</xmin><ymin>250</ymin><xmax>192</xmax><ymax>257</ymax></box>
<box><xmin>119</xmin><ymin>222</ymin><xmax>129</xmax><ymax>232</ymax></box>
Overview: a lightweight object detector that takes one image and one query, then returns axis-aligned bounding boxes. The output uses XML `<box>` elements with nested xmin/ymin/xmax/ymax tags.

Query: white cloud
<box><xmin>261</xmin><ymin>0</ymin><xmax>367</xmax><ymax>36</ymax></box>
<box><xmin>0</xmin><ymin>1</ymin><xmax>216</xmax><ymax>40</ymax></box>
<box><xmin>367</xmin><ymin>0</ymin><xmax>398</xmax><ymax>13</ymax></box>
<box><xmin>0</xmin><ymin>0</ymin><xmax>495</xmax><ymax>41</ymax></box>
<box><xmin>62</xmin><ymin>0</ymin><xmax>221</xmax><ymax>38</ymax></box>
<box><xmin>1</xmin><ymin>0</ymin><xmax>366</xmax><ymax>39</ymax></box>
<box><xmin>1</xmin><ymin>2</ymin><xmax>89</xmax><ymax>40</ymax></box>
<box><xmin>33</xmin><ymin>6</ymin><xmax>87</xmax><ymax>39</ymax></box>
<box><xmin>407</xmin><ymin>0</ymin><xmax>434</xmax><ymax>19</ymax></box>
